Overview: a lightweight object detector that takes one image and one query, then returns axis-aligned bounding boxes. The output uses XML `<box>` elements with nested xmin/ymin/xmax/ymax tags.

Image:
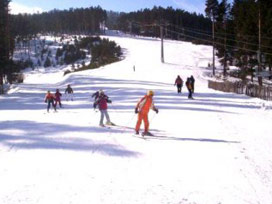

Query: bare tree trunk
<box><xmin>269</xmin><ymin>64</ymin><xmax>272</xmax><ymax>80</ymax></box>
<box><xmin>212</xmin><ymin>18</ymin><xmax>215</xmax><ymax>76</ymax></box>
<box><xmin>0</xmin><ymin>71</ymin><xmax>3</xmax><ymax>94</ymax></box>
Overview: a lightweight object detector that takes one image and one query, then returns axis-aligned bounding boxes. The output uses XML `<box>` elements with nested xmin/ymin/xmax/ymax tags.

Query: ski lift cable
<box><xmin>165</xmin><ymin>28</ymin><xmax>272</xmax><ymax>56</ymax></box>
<box><xmin>168</xmin><ymin>22</ymin><xmax>272</xmax><ymax>41</ymax></box>
<box><xmin>132</xmin><ymin>21</ymin><xmax>272</xmax><ymax>48</ymax></box>
<box><xmin>131</xmin><ymin>21</ymin><xmax>158</xmax><ymax>27</ymax></box>
<box><xmin>129</xmin><ymin>21</ymin><xmax>272</xmax><ymax>55</ymax></box>
<box><xmin>167</xmin><ymin>23</ymin><xmax>272</xmax><ymax>50</ymax></box>
<box><xmin>132</xmin><ymin>20</ymin><xmax>272</xmax><ymax>41</ymax></box>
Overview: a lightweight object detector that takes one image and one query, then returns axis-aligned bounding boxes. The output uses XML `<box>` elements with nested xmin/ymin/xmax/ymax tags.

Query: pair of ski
<box><xmin>133</xmin><ymin>131</ymin><xmax>155</xmax><ymax>140</ymax></box>
<box><xmin>43</xmin><ymin>110</ymin><xmax>57</xmax><ymax>114</ymax></box>
<box><xmin>100</xmin><ymin>124</ymin><xmax>156</xmax><ymax>138</ymax></box>
<box><xmin>99</xmin><ymin>122</ymin><xmax>116</xmax><ymax>128</ymax></box>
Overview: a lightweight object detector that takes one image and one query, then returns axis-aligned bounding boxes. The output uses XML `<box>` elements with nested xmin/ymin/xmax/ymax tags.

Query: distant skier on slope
<box><xmin>65</xmin><ymin>84</ymin><xmax>74</xmax><ymax>101</ymax></box>
<box><xmin>135</xmin><ymin>90</ymin><xmax>159</xmax><ymax>136</ymax></box>
<box><xmin>190</xmin><ymin>75</ymin><xmax>195</xmax><ymax>93</ymax></box>
<box><xmin>174</xmin><ymin>75</ymin><xmax>183</xmax><ymax>93</ymax></box>
<box><xmin>93</xmin><ymin>90</ymin><xmax>115</xmax><ymax>127</ymax></box>
<box><xmin>54</xmin><ymin>89</ymin><xmax>62</xmax><ymax>108</ymax></box>
<box><xmin>44</xmin><ymin>90</ymin><xmax>56</xmax><ymax>112</ymax></box>
<box><xmin>185</xmin><ymin>77</ymin><xmax>193</xmax><ymax>99</ymax></box>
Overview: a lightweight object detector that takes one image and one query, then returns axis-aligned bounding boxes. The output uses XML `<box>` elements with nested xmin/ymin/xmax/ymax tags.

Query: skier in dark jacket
<box><xmin>92</xmin><ymin>90</ymin><xmax>100</xmax><ymax>102</ymax></box>
<box><xmin>174</xmin><ymin>75</ymin><xmax>183</xmax><ymax>93</ymax></box>
<box><xmin>190</xmin><ymin>75</ymin><xmax>195</xmax><ymax>93</ymax></box>
<box><xmin>65</xmin><ymin>84</ymin><xmax>73</xmax><ymax>101</ymax></box>
<box><xmin>185</xmin><ymin>78</ymin><xmax>193</xmax><ymax>99</ymax></box>
<box><xmin>44</xmin><ymin>90</ymin><xmax>56</xmax><ymax>112</ymax></box>
<box><xmin>94</xmin><ymin>90</ymin><xmax>114</xmax><ymax>127</ymax></box>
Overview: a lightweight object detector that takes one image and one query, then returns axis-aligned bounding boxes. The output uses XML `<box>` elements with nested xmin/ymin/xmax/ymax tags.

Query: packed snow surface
<box><xmin>1</xmin><ymin>35</ymin><xmax>272</xmax><ymax>204</ymax></box>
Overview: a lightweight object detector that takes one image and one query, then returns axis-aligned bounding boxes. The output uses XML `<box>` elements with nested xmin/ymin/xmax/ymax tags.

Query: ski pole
<box><xmin>89</xmin><ymin>108</ymin><xmax>98</xmax><ymax>126</ymax></box>
<box><xmin>116</xmin><ymin>113</ymin><xmax>136</xmax><ymax>134</ymax></box>
<box><xmin>124</xmin><ymin>113</ymin><xmax>136</xmax><ymax>127</ymax></box>
<box><xmin>110</xmin><ymin>103</ymin><xmax>136</xmax><ymax>125</ymax></box>
<box><xmin>109</xmin><ymin>103</ymin><xmax>121</xmax><ymax>117</ymax></box>
<box><xmin>148</xmin><ymin>112</ymin><xmax>157</xmax><ymax>126</ymax></box>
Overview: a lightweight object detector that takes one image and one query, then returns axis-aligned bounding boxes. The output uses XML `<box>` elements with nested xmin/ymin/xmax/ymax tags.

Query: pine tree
<box><xmin>259</xmin><ymin>0</ymin><xmax>272</xmax><ymax>80</ymax></box>
<box><xmin>215</xmin><ymin>0</ymin><xmax>231</xmax><ymax>76</ymax></box>
<box><xmin>205</xmin><ymin>0</ymin><xmax>219</xmax><ymax>19</ymax></box>
<box><xmin>232</xmin><ymin>0</ymin><xmax>259</xmax><ymax>81</ymax></box>
<box><xmin>205</xmin><ymin>0</ymin><xmax>219</xmax><ymax>75</ymax></box>
<box><xmin>0</xmin><ymin>0</ymin><xmax>11</xmax><ymax>93</ymax></box>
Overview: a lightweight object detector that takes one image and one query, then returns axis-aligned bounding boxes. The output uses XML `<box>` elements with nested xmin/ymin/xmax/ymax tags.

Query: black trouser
<box><xmin>47</xmin><ymin>99</ymin><xmax>56</xmax><ymax>111</ymax></box>
<box><xmin>177</xmin><ymin>84</ymin><xmax>182</xmax><ymax>93</ymax></box>
<box><xmin>188</xmin><ymin>89</ymin><xmax>193</xmax><ymax>98</ymax></box>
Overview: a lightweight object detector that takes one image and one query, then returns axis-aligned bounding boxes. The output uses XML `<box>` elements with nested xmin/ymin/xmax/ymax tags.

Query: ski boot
<box><xmin>106</xmin><ymin>121</ymin><xmax>115</xmax><ymax>126</ymax></box>
<box><xmin>142</xmin><ymin>131</ymin><xmax>153</xmax><ymax>136</ymax></box>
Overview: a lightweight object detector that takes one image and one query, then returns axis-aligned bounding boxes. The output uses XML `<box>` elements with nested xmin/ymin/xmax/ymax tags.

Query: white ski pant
<box><xmin>99</xmin><ymin>109</ymin><xmax>110</xmax><ymax>125</ymax></box>
<box><xmin>66</xmin><ymin>93</ymin><xmax>73</xmax><ymax>101</ymax></box>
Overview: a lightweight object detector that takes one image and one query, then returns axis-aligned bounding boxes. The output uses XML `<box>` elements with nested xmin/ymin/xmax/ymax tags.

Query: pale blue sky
<box><xmin>11</xmin><ymin>0</ymin><xmax>208</xmax><ymax>14</ymax></box>
<box><xmin>11</xmin><ymin>0</ymin><xmax>234</xmax><ymax>15</ymax></box>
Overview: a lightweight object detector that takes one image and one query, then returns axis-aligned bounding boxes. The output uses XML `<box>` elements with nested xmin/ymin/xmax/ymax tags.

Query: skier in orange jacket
<box><xmin>135</xmin><ymin>90</ymin><xmax>158</xmax><ymax>136</ymax></box>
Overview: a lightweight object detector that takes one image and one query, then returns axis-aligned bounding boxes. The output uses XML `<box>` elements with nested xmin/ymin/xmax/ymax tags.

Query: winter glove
<box><xmin>107</xmin><ymin>99</ymin><xmax>112</xmax><ymax>103</ymax></box>
<box><xmin>154</xmin><ymin>108</ymin><xmax>159</xmax><ymax>114</ymax></box>
<box><xmin>93</xmin><ymin>103</ymin><xmax>97</xmax><ymax>109</ymax></box>
<box><xmin>135</xmin><ymin>108</ymin><xmax>138</xmax><ymax>114</ymax></box>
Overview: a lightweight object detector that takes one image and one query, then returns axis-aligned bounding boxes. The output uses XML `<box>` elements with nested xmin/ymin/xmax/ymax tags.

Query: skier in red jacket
<box><xmin>174</xmin><ymin>75</ymin><xmax>183</xmax><ymax>93</ymax></box>
<box><xmin>44</xmin><ymin>90</ymin><xmax>56</xmax><ymax>112</ymax></box>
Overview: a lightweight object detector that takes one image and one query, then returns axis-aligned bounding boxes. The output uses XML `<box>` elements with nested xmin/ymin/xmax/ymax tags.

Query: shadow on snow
<box><xmin>0</xmin><ymin>120</ymin><xmax>140</xmax><ymax>157</ymax></box>
<box><xmin>142</xmin><ymin>134</ymin><xmax>240</xmax><ymax>143</ymax></box>
<box><xmin>0</xmin><ymin>74</ymin><xmax>259</xmax><ymax>113</ymax></box>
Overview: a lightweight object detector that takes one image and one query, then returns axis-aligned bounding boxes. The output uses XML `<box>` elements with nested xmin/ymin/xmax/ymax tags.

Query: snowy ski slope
<box><xmin>0</xmin><ymin>35</ymin><xmax>272</xmax><ymax>204</ymax></box>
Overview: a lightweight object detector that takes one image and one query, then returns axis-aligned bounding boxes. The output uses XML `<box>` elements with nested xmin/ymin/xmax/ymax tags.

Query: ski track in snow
<box><xmin>0</xmin><ymin>35</ymin><xmax>272</xmax><ymax>204</ymax></box>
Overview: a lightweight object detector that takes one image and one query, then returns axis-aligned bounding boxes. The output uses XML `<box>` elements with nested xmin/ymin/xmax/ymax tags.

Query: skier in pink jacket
<box><xmin>94</xmin><ymin>90</ymin><xmax>114</xmax><ymax>127</ymax></box>
<box><xmin>54</xmin><ymin>89</ymin><xmax>62</xmax><ymax>108</ymax></box>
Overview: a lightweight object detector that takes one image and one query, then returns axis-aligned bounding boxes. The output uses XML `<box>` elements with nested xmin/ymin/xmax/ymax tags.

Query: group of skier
<box><xmin>91</xmin><ymin>89</ymin><xmax>159</xmax><ymax>136</ymax></box>
<box><xmin>44</xmin><ymin>84</ymin><xmax>74</xmax><ymax>112</ymax></box>
<box><xmin>174</xmin><ymin>75</ymin><xmax>195</xmax><ymax>99</ymax></box>
<box><xmin>44</xmin><ymin>75</ymin><xmax>195</xmax><ymax>135</ymax></box>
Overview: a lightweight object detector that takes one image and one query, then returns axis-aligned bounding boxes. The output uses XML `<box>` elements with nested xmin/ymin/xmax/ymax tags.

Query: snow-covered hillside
<box><xmin>0</xmin><ymin>35</ymin><xmax>272</xmax><ymax>204</ymax></box>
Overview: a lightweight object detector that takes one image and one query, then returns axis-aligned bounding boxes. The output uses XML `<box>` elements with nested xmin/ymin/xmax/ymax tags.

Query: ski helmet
<box><xmin>99</xmin><ymin>89</ymin><xmax>104</xmax><ymax>95</ymax></box>
<box><xmin>147</xmin><ymin>90</ymin><xmax>154</xmax><ymax>96</ymax></box>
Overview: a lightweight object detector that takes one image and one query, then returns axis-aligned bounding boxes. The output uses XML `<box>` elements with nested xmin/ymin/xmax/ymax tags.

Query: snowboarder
<box><xmin>65</xmin><ymin>84</ymin><xmax>73</xmax><ymax>101</ymax></box>
<box><xmin>54</xmin><ymin>89</ymin><xmax>62</xmax><ymax>108</ymax></box>
<box><xmin>185</xmin><ymin>78</ymin><xmax>193</xmax><ymax>99</ymax></box>
<box><xmin>44</xmin><ymin>90</ymin><xmax>56</xmax><ymax>112</ymax></box>
<box><xmin>93</xmin><ymin>90</ymin><xmax>114</xmax><ymax>127</ymax></box>
<box><xmin>174</xmin><ymin>75</ymin><xmax>183</xmax><ymax>93</ymax></box>
<box><xmin>135</xmin><ymin>90</ymin><xmax>159</xmax><ymax>136</ymax></box>
<box><xmin>190</xmin><ymin>75</ymin><xmax>195</xmax><ymax>93</ymax></box>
